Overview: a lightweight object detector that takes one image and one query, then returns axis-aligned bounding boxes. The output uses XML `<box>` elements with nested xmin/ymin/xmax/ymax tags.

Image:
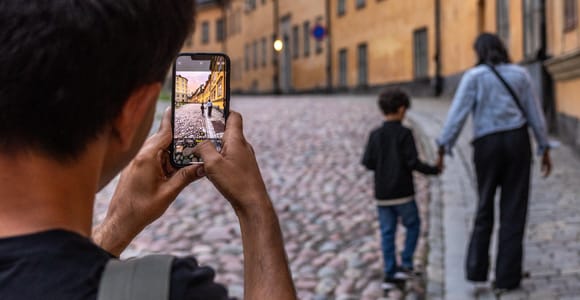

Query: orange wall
<box><xmin>183</xmin><ymin>4</ymin><xmax>225</xmax><ymax>53</ymax></box>
<box><xmin>556</xmin><ymin>78</ymin><xmax>580</xmax><ymax>118</ymax></box>
<box><xmin>546</xmin><ymin>0</ymin><xmax>580</xmax><ymax>119</ymax></box>
<box><xmin>280</xmin><ymin>0</ymin><xmax>327</xmax><ymax>91</ymax></box>
<box><xmin>331</xmin><ymin>0</ymin><xmax>435</xmax><ymax>88</ymax></box>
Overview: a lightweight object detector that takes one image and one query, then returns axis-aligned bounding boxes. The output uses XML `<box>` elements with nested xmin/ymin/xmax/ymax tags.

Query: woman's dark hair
<box><xmin>0</xmin><ymin>0</ymin><xmax>195</xmax><ymax>161</ymax></box>
<box><xmin>474</xmin><ymin>33</ymin><xmax>512</xmax><ymax>66</ymax></box>
<box><xmin>378</xmin><ymin>89</ymin><xmax>411</xmax><ymax>115</ymax></box>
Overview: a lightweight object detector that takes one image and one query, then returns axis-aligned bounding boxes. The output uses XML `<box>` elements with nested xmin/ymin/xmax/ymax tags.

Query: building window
<box><xmin>253</xmin><ymin>40</ymin><xmax>258</xmax><ymax>69</ymax></box>
<box><xmin>201</xmin><ymin>21</ymin><xmax>210</xmax><ymax>44</ymax></box>
<box><xmin>245</xmin><ymin>0</ymin><xmax>256</xmax><ymax>11</ymax></box>
<box><xmin>496</xmin><ymin>0</ymin><xmax>510</xmax><ymax>47</ymax></box>
<box><xmin>315</xmin><ymin>16</ymin><xmax>324</xmax><ymax>54</ymax></box>
<box><xmin>338</xmin><ymin>0</ymin><xmax>346</xmax><ymax>16</ymax></box>
<box><xmin>358</xmin><ymin>43</ymin><xmax>368</xmax><ymax>86</ymax></box>
<box><xmin>261</xmin><ymin>37</ymin><xmax>267</xmax><ymax>67</ymax></box>
<box><xmin>565</xmin><ymin>0</ymin><xmax>578</xmax><ymax>31</ymax></box>
<box><xmin>216</xmin><ymin>18</ymin><xmax>225</xmax><ymax>42</ymax></box>
<box><xmin>523</xmin><ymin>0</ymin><xmax>542</xmax><ymax>59</ymax></box>
<box><xmin>339</xmin><ymin>48</ymin><xmax>348</xmax><ymax>87</ymax></box>
<box><xmin>303</xmin><ymin>21</ymin><xmax>311</xmax><ymax>57</ymax></box>
<box><xmin>413</xmin><ymin>28</ymin><xmax>428</xmax><ymax>79</ymax></box>
<box><xmin>245</xmin><ymin>45</ymin><xmax>249</xmax><ymax>71</ymax></box>
<box><xmin>272</xmin><ymin>34</ymin><xmax>278</xmax><ymax>64</ymax></box>
<box><xmin>356</xmin><ymin>0</ymin><xmax>366</xmax><ymax>9</ymax></box>
<box><xmin>293</xmin><ymin>25</ymin><xmax>300</xmax><ymax>59</ymax></box>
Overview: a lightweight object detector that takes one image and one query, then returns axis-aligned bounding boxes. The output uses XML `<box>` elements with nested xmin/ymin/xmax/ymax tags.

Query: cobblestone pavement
<box><xmin>175</xmin><ymin>103</ymin><xmax>206</xmax><ymax>139</ymax></box>
<box><xmin>174</xmin><ymin>103</ymin><xmax>226</xmax><ymax>164</ymax></box>
<box><xmin>408</xmin><ymin>98</ymin><xmax>580</xmax><ymax>300</ymax></box>
<box><xmin>95</xmin><ymin>95</ymin><xmax>435</xmax><ymax>300</ymax></box>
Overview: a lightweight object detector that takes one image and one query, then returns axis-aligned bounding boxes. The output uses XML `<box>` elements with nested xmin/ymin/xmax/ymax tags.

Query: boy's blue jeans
<box><xmin>377</xmin><ymin>200</ymin><xmax>421</xmax><ymax>278</ymax></box>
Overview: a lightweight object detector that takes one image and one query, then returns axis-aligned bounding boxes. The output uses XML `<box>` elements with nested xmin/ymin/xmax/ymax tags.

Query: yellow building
<box><xmin>545</xmin><ymin>0</ymin><xmax>580</xmax><ymax>149</ymax></box>
<box><xmin>331</xmin><ymin>0</ymin><xmax>435</xmax><ymax>94</ymax></box>
<box><xmin>175</xmin><ymin>75</ymin><xmax>189</xmax><ymax>103</ymax></box>
<box><xmin>187</xmin><ymin>0</ymin><xmax>579</xmax><ymax>149</ymax></box>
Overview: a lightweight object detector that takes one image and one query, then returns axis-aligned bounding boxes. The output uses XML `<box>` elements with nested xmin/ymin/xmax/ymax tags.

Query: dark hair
<box><xmin>474</xmin><ymin>33</ymin><xmax>512</xmax><ymax>66</ymax></box>
<box><xmin>0</xmin><ymin>0</ymin><xmax>195</xmax><ymax>161</ymax></box>
<box><xmin>378</xmin><ymin>89</ymin><xmax>411</xmax><ymax>115</ymax></box>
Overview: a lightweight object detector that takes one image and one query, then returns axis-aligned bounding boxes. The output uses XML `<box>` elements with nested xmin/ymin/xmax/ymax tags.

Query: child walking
<box><xmin>362</xmin><ymin>89</ymin><xmax>442</xmax><ymax>292</ymax></box>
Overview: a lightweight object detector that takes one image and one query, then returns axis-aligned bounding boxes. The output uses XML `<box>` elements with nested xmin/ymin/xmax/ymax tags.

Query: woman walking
<box><xmin>436</xmin><ymin>33</ymin><xmax>552</xmax><ymax>292</ymax></box>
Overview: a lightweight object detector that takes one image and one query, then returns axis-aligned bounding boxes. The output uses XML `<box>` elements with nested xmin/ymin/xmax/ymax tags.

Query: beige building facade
<box><xmin>186</xmin><ymin>0</ymin><xmax>580</xmax><ymax>150</ymax></box>
<box><xmin>545</xmin><ymin>0</ymin><xmax>580</xmax><ymax>150</ymax></box>
<box><xmin>175</xmin><ymin>75</ymin><xmax>189</xmax><ymax>103</ymax></box>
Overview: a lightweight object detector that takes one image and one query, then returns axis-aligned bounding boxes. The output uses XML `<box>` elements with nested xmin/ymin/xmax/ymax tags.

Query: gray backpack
<box><xmin>97</xmin><ymin>255</ymin><xmax>175</xmax><ymax>300</ymax></box>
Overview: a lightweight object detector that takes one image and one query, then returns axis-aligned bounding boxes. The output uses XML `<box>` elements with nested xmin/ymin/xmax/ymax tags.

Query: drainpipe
<box><xmin>325</xmin><ymin>0</ymin><xmax>333</xmax><ymax>93</ymax></box>
<box><xmin>434</xmin><ymin>0</ymin><xmax>443</xmax><ymax>97</ymax></box>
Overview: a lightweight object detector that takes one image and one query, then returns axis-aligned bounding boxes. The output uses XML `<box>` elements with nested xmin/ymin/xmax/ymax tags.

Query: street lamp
<box><xmin>273</xmin><ymin>39</ymin><xmax>284</xmax><ymax>52</ymax></box>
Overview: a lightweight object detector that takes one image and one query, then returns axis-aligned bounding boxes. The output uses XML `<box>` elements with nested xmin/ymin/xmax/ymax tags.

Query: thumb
<box><xmin>192</xmin><ymin>141</ymin><xmax>222</xmax><ymax>164</ymax></box>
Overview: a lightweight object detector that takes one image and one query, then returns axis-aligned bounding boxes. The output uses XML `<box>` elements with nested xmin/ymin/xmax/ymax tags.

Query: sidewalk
<box><xmin>408</xmin><ymin>98</ymin><xmax>580</xmax><ymax>300</ymax></box>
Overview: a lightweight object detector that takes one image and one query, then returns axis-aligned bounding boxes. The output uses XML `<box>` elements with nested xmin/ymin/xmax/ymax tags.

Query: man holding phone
<box><xmin>0</xmin><ymin>1</ymin><xmax>296</xmax><ymax>299</ymax></box>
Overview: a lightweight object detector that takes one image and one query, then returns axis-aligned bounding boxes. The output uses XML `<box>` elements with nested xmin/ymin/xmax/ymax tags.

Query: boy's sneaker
<box><xmin>491</xmin><ymin>281</ymin><xmax>521</xmax><ymax>295</ymax></box>
<box><xmin>381</xmin><ymin>277</ymin><xmax>406</xmax><ymax>292</ymax></box>
<box><xmin>393</xmin><ymin>270</ymin><xmax>411</xmax><ymax>280</ymax></box>
<box><xmin>399</xmin><ymin>266</ymin><xmax>422</xmax><ymax>277</ymax></box>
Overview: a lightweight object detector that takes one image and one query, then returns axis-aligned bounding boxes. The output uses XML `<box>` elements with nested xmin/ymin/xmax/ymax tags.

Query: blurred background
<box><xmin>98</xmin><ymin>1</ymin><xmax>580</xmax><ymax>299</ymax></box>
<box><xmin>179</xmin><ymin>0</ymin><xmax>580</xmax><ymax>145</ymax></box>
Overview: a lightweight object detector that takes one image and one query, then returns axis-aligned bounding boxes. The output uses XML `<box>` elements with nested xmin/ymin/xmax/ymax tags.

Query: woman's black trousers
<box><xmin>466</xmin><ymin>126</ymin><xmax>531</xmax><ymax>289</ymax></box>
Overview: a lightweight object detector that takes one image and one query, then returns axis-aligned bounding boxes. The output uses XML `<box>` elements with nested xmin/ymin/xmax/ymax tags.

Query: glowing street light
<box><xmin>273</xmin><ymin>39</ymin><xmax>284</xmax><ymax>52</ymax></box>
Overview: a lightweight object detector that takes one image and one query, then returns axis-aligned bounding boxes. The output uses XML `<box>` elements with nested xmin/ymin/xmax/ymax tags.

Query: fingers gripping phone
<box><xmin>171</xmin><ymin>53</ymin><xmax>230</xmax><ymax>167</ymax></box>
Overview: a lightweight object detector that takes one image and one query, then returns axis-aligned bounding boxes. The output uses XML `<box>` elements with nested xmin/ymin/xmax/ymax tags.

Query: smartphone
<box><xmin>171</xmin><ymin>53</ymin><xmax>230</xmax><ymax>167</ymax></box>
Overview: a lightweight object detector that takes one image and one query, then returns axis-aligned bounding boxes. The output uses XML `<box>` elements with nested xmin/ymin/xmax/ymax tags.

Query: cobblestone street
<box><xmin>95</xmin><ymin>95</ymin><xmax>432</xmax><ymax>300</ymax></box>
<box><xmin>94</xmin><ymin>95</ymin><xmax>580</xmax><ymax>300</ymax></box>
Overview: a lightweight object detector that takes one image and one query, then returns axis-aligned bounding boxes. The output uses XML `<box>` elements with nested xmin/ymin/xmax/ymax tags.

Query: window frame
<box><xmin>413</xmin><ymin>28</ymin><xmax>429</xmax><ymax>79</ymax></box>
<box><xmin>216</xmin><ymin>18</ymin><xmax>225</xmax><ymax>42</ymax></box>
<box><xmin>244</xmin><ymin>44</ymin><xmax>250</xmax><ymax>71</ymax></box>
<box><xmin>292</xmin><ymin>25</ymin><xmax>300</xmax><ymax>60</ymax></box>
<box><xmin>261</xmin><ymin>37</ymin><xmax>267</xmax><ymax>67</ymax></box>
<box><xmin>496</xmin><ymin>0</ymin><xmax>510</xmax><ymax>47</ymax></box>
<box><xmin>253</xmin><ymin>40</ymin><xmax>258</xmax><ymax>69</ymax></box>
<box><xmin>338</xmin><ymin>0</ymin><xmax>346</xmax><ymax>16</ymax></box>
<box><xmin>522</xmin><ymin>0</ymin><xmax>542</xmax><ymax>59</ymax></box>
<box><xmin>338</xmin><ymin>48</ymin><xmax>348</xmax><ymax>88</ymax></box>
<box><xmin>357</xmin><ymin>43</ymin><xmax>368</xmax><ymax>87</ymax></box>
<box><xmin>315</xmin><ymin>16</ymin><xmax>324</xmax><ymax>54</ymax></box>
<box><xmin>201</xmin><ymin>21</ymin><xmax>210</xmax><ymax>44</ymax></box>
<box><xmin>564</xmin><ymin>0</ymin><xmax>578</xmax><ymax>32</ymax></box>
<box><xmin>303</xmin><ymin>21</ymin><xmax>311</xmax><ymax>57</ymax></box>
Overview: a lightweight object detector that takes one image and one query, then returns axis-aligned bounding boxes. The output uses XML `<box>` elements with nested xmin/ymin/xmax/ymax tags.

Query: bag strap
<box><xmin>485</xmin><ymin>64</ymin><xmax>526</xmax><ymax>116</ymax></box>
<box><xmin>97</xmin><ymin>255</ymin><xmax>175</xmax><ymax>300</ymax></box>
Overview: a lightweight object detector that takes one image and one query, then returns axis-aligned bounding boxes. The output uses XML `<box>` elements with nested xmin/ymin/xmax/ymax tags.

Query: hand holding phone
<box><xmin>171</xmin><ymin>53</ymin><xmax>230</xmax><ymax>167</ymax></box>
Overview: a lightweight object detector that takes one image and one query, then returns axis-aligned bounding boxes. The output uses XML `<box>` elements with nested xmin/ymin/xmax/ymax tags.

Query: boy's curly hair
<box><xmin>378</xmin><ymin>89</ymin><xmax>411</xmax><ymax>115</ymax></box>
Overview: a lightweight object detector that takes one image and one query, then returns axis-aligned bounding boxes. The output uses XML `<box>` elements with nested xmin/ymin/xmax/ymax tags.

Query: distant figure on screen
<box><xmin>207</xmin><ymin>99</ymin><xmax>213</xmax><ymax>117</ymax></box>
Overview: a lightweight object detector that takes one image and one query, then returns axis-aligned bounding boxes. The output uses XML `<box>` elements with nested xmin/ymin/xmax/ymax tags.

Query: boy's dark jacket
<box><xmin>362</xmin><ymin>121</ymin><xmax>439</xmax><ymax>201</ymax></box>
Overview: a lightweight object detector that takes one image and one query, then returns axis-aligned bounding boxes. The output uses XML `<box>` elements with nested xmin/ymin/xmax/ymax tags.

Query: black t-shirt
<box><xmin>0</xmin><ymin>230</ymin><xmax>229</xmax><ymax>300</ymax></box>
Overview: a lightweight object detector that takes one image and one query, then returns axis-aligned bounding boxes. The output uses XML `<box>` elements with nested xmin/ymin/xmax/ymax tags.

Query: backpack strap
<box><xmin>485</xmin><ymin>64</ymin><xmax>526</xmax><ymax>116</ymax></box>
<box><xmin>97</xmin><ymin>255</ymin><xmax>175</xmax><ymax>300</ymax></box>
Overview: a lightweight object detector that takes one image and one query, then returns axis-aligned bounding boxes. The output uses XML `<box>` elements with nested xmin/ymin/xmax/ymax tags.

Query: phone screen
<box><xmin>171</xmin><ymin>53</ymin><xmax>229</xmax><ymax>166</ymax></box>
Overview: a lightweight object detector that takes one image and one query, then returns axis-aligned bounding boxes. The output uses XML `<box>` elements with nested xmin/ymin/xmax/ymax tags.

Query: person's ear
<box><xmin>398</xmin><ymin>106</ymin><xmax>407</xmax><ymax>115</ymax></box>
<box><xmin>112</xmin><ymin>83</ymin><xmax>162</xmax><ymax>152</ymax></box>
